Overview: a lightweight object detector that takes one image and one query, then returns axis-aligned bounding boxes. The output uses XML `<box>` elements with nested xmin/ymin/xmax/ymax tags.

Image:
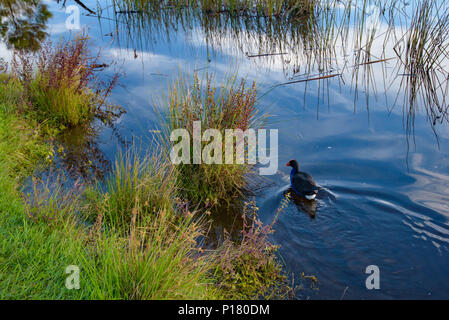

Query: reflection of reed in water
<box><xmin>99</xmin><ymin>0</ymin><xmax>330</xmax><ymax>77</ymax></box>
<box><xmin>53</xmin><ymin>124</ymin><xmax>111</xmax><ymax>182</ymax></box>
<box><xmin>96</xmin><ymin>0</ymin><xmax>391</xmax><ymax>99</ymax></box>
<box><xmin>92</xmin><ymin>0</ymin><xmax>449</xmax><ymax>139</ymax></box>
<box><xmin>391</xmin><ymin>0</ymin><xmax>449</xmax><ymax>141</ymax></box>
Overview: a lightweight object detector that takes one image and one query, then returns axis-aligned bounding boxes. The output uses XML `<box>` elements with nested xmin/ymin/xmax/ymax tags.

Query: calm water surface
<box><xmin>5</xmin><ymin>0</ymin><xmax>449</xmax><ymax>299</ymax></box>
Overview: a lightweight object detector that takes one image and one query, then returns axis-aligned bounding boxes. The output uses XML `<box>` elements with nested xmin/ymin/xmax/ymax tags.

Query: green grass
<box><xmin>0</xmin><ymin>114</ymin><xmax>287</xmax><ymax>299</ymax></box>
<box><xmin>0</xmin><ymin>190</ymin><xmax>88</xmax><ymax>299</ymax></box>
<box><xmin>0</xmin><ymin>116</ymin><xmax>213</xmax><ymax>298</ymax></box>
<box><xmin>0</xmin><ymin>76</ymin><xmax>50</xmax><ymax>179</ymax></box>
<box><xmin>0</xmin><ymin>90</ymin><xmax>87</xmax><ymax>299</ymax></box>
<box><xmin>0</xmin><ymin>111</ymin><xmax>212</xmax><ymax>299</ymax></box>
<box><xmin>83</xmin><ymin>146</ymin><xmax>177</xmax><ymax>233</ymax></box>
<box><xmin>0</xmin><ymin>63</ymin><xmax>287</xmax><ymax>299</ymax></box>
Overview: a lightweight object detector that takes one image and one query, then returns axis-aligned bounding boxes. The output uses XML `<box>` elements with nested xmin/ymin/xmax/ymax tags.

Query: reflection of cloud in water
<box><xmin>0</xmin><ymin>43</ymin><xmax>13</xmax><ymax>61</ymax></box>
<box><xmin>408</xmin><ymin>153</ymin><xmax>449</xmax><ymax>219</ymax></box>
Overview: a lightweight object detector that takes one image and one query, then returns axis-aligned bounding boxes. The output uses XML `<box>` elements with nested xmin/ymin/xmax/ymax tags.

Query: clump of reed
<box><xmin>392</xmin><ymin>0</ymin><xmax>449</xmax><ymax>135</ymax></box>
<box><xmin>80</xmin><ymin>139</ymin><xmax>289</xmax><ymax>299</ymax></box>
<box><xmin>199</xmin><ymin>0</ymin><xmax>313</xmax><ymax>17</ymax></box>
<box><xmin>83</xmin><ymin>144</ymin><xmax>177</xmax><ymax>233</ymax></box>
<box><xmin>110</xmin><ymin>0</ymin><xmax>314</xmax><ymax>17</ymax></box>
<box><xmin>11</xmin><ymin>34</ymin><xmax>124</xmax><ymax>128</ymax></box>
<box><xmin>83</xmin><ymin>194</ymin><xmax>214</xmax><ymax>299</ymax></box>
<box><xmin>158</xmin><ymin>73</ymin><xmax>264</xmax><ymax>208</ymax></box>
<box><xmin>80</xmin><ymin>143</ymin><xmax>285</xmax><ymax>299</ymax></box>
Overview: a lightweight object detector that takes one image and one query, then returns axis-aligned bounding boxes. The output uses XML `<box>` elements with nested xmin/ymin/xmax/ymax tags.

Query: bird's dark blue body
<box><xmin>289</xmin><ymin>166</ymin><xmax>300</xmax><ymax>194</ymax></box>
<box><xmin>287</xmin><ymin>159</ymin><xmax>318</xmax><ymax>199</ymax></box>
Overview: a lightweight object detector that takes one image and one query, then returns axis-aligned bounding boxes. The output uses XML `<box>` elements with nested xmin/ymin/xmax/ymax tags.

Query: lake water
<box><xmin>4</xmin><ymin>0</ymin><xmax>449</xmax><ymax>299</ymax></box>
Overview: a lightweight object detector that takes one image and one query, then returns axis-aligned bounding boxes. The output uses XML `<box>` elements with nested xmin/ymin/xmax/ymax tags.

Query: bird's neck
<box><xmin>290</xmin><ymin>167</ymin><xmax>297</xmax><ymax>179</ymax></box>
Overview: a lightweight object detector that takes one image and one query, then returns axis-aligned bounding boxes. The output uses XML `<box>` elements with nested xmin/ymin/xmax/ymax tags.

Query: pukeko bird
<box><xmin>286</xmin><ymin>159</ymin><xmax>319</xmax><ymax>200</ymax></box>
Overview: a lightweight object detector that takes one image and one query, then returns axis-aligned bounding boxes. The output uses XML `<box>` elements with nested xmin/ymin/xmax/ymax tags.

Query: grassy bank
<box><xmin>0</xmin><ymin>102</ymin><xmax>288</xmax><ymax>299</ymax></box>
<box><xmin>0</xmin><ymin>37</ymin><xmax>289</xmax><ymax>299</ymax></box>
<box><xmin>0</xmin><ymin>87</ymin><xmax>87</xmax><ymax>299</ymax></box>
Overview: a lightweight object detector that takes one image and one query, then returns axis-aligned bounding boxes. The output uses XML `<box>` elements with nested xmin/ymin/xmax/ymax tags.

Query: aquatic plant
<box><xmin>197</xmin><ymin>0</ymin><xmax>314</xmax><ymax>17</ymax></box>
<box><xmin>82</xmin><ymin>199</ymin><xmax>215</xmax><ymax>299</ymax></box>
<box><xmin>81</xmin><ymin>143</ymin><xmax>286</xmax><ymax>299</ymax></box>
<box><xmin>11</xmin><ymin>35</ymin><xmax>124</xmax><ymax>127</ymax></box>
<box><xmin>158</xmin><ymin>73</ymin><xmax>265</xmax><ymax>208</ymax></box>
<box><xmin>83</xmin><ymin>144</ymin><xmax>177</xmax><ymax>233</ymax></box>
<box><xmin>392</xmin><ymin>0</ymin><xmax>449</xmax><ymax>138</ymax></box>
<box><xmin>109</xmin><ymin>0</ymin><xmax>314</xmax><ymax>18</ymax></box>
<box><xmin>212</xmin><ymin>198</ymin><xmax>291</xmax><ymax>299</ymax></box>
<box><xmin>103</xmin><ymin>0</ymin><xmax>319</xmax><ymax>76</ymax></box>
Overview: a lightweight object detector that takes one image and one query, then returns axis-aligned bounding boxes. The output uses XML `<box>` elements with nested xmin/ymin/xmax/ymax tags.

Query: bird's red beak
<box><xmin>286</xmin><ymin>161</ymin><xmax>290</xmax><ymax>167</ymax></box>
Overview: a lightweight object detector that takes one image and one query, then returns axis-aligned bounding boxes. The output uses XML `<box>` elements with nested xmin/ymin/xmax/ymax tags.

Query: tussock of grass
<box><xmin>159</xmin><ymin>73</ymin><xmax>265</xmax><ymax>207</ymax></box>
<box><xmin>83</xmin><ymin>145</ymin><xmax>177</xmax><ymax>233</ymax></box>
<box><xmin>82</xmin><ymin>204</ymin><xmax>214</xmax><ymax>299</ymax></box>
<box><xmin>11</xmin><ymin>35</ymin><xmax>123</xmax><ymax>128</ymax></box>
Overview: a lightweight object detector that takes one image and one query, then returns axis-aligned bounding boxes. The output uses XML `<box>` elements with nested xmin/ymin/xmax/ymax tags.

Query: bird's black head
<box><xmin>286</xmin><ymin>159</ymin><xmax>299</xmax><ymax>171</ymax></box>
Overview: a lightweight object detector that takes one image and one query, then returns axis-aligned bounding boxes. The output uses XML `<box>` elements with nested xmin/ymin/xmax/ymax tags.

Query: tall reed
<box><xmin>12</xmin><ymin>35</ymin><xmax>123</xmax><ymax>127</ymax></box>
<box><xmin>392</xmin><ymin>0</ymin><xmax>449</xmax><ymax>136</ymax></box>
<box><xmin>158</xmin><ymin>73</ymin><xmax>265</xmax><ymax>208</ymax></box>
<box><xmin>83</xmin><ymin>144</ymin><xmax>177</xmax><ymax>233</ymax></box>
<box><xmin>83</xmin><ymin>198</ymin><xmax>214</xmax><ymax>299</ymax></box>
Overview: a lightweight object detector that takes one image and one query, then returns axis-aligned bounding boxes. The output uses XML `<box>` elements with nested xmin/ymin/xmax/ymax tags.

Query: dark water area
<box><xmin>4</xmin><ymin>0</ymin><xmax>449</xmax><ymax>299</ymax></box>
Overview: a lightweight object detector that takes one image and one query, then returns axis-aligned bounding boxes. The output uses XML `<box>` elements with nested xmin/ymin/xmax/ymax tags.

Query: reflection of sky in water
<box><xmin>3</xmin><ymin>0</ymin><xmax>449</xmax><ymax>299</ymax></box>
